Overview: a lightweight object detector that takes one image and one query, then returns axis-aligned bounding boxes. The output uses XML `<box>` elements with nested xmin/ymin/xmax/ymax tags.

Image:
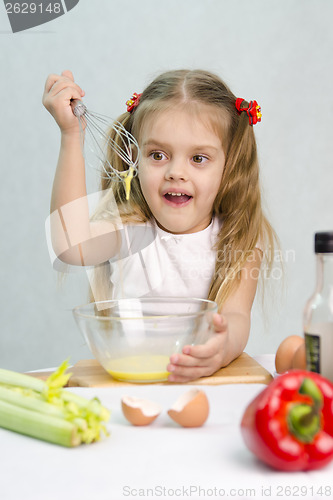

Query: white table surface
<box><xmin>1</xmin><ymin>356</ymin><xmax>332</xmax><ymax>500</ymax></box>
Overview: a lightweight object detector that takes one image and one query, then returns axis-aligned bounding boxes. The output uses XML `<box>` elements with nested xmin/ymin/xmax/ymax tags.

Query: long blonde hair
<box><xmin>90</xmin><ymin>69</ymin><xmax>277</xmax><ymax>308</ymax></box>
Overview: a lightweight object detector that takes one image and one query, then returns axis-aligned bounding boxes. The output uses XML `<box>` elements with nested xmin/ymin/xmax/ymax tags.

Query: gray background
<box><xmin>0</xmin><ymin>0</ymin><xmax>332</xmax><ymax>371</ymax></box>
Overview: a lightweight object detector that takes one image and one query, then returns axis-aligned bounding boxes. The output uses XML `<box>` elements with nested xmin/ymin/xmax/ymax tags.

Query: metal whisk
<box><xmin>71</xmin><ymin>99</ymin><xmax>140</xmax><ymax>200</ymax></box>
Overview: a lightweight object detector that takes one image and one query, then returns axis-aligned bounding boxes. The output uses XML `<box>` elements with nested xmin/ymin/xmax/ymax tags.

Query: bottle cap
<box><xmin>315</xmin><ymin>232</ymin><xmax>333</xmax><ymax>253</ymax></box>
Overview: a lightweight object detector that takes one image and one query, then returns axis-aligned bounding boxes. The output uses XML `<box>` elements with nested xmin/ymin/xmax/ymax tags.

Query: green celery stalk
<box><xmin>0</xmin><ymin>386</ymin><xmax>65</xmax><ymax>418</ymax></box>
<box><xmin>60</xmin><ymin>391</ymin><xmax>110</xmax><ymax>421</ymax></box>
<box><xmin>0</xmin><ymin>399</ymin><xmax>80</xmax><ymax>447</ymax></box>
<box><xmin>0</xmin><ymin>368</ymin><xmax>46</xmax><ymax>393</ymax></box>
<box><xmin>0</xmin><ymin>361</ymin><xmax>110</xmax><ymax>447</ymax></box>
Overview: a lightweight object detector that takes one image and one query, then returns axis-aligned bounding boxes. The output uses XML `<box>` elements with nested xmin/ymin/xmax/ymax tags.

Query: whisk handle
<box><xmin>70</xmin><ymin>99</ymin><xmax>87</xmax><ymax>118</ymax></box>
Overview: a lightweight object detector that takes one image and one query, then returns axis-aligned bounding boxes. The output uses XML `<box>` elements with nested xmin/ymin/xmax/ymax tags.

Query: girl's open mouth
<box><xmin>163</xmin><ymin>192</ymin><xmax>193</xmax><ymax>205</ymax></box>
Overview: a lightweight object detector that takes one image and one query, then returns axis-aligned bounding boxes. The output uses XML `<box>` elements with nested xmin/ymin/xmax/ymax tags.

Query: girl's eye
<box><xmin>192</xmin><ymin>155</ymin><xmax>207</xmax><ymax>164</ymax></box>
<box><xmin>150</xmin><ymin>152</ymin><xmax>166</xmax><ymax>161</ymax></box>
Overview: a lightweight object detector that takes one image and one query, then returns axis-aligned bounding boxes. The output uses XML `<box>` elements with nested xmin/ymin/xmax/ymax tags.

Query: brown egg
<box><xmin>292</xmin><ymin>341</ymin><xmax>307</xmax><ymax>370</ymax></box>
<box><xmin>167</xmin><ymin>389</ymin><xmax>209</xmax><ymax>428</ymax></box>
<box><xmin>275</xmin><ymin>335</ymin><xmax>304</xmax><ymax>374</ymax></box>
<box><xmin>121</xmin><ymin>395</ymin><xmax>161</xmax><ymax>426</ymax></box>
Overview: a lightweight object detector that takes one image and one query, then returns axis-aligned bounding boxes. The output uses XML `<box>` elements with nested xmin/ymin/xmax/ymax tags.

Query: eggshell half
<box><xmin>121</xmin><ymin>395</ymin><xmax>162</xmax><ymax>426</ymax></box>
<box><xmin>291</xmin><ymin>341</ymin><xmax>306</xmax><ymax>370</ymax></box>
<box><xmin>167</xmin><ymin>389</ymin><xmax>209</xmax><ymax>428</ymax></box>
<box><xmin>275</xmin><ymin>335</ymin><xmax>304</xmax><ymax>374</ymax></box>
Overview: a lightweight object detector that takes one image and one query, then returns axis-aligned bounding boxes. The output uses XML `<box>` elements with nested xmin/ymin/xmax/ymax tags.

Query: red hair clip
<box><xmin>235</xmin><ymin>98</ymin><xmax>262</xmax><ymax>125</ymax></box>
<box><xmin>126</xmin><ymin>92</ymin><xmax>142</xmax><ymax>113</ymax></box>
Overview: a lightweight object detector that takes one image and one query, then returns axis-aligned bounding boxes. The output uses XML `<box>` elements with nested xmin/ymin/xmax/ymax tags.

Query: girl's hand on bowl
<box><xmin>167</xmin><ymin>313</ymin><xmax>228</xmax><ymax>383</ymax></box>
<box><xmin>42</xmin><ymin>70</ymin><xmax>85</xmax><ymax>134</ymax></box>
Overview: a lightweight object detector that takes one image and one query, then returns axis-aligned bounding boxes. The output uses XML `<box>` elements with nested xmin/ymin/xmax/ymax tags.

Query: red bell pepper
<box><xmin>241</xmin><ymin>370</ymin><xmax>333</xmax><ymax>471</ymax></box>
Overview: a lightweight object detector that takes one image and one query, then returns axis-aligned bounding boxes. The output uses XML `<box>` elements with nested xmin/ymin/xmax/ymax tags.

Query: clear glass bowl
<box><xmin>73</xmin><ymin>297</ymin><xmax>218</xmax><ymax>383</ymax></box>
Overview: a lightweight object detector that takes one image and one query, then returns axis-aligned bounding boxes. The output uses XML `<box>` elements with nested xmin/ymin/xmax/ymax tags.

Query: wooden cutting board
<box><xmin>30</xmin><ymin>353</ymin><xmax>271</xmax><ymax>387</ymax></box>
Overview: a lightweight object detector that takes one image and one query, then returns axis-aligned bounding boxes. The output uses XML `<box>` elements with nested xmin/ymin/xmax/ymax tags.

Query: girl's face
<box><xmin>138</xmin><ymin>107</ymin><xmax>225</xmax><ymax>234</ymax></box>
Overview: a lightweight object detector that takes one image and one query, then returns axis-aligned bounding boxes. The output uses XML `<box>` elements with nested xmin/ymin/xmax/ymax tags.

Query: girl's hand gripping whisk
<box><xmin>42</xmin><ymin>70</ymin><xmax>85</xmax><ymax>135</ymax></box>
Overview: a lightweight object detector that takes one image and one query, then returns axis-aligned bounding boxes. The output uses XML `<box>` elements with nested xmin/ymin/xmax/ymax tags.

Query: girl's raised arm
<box><xmin>43</xmin><ymin>71</ymin><xmax>119</xmax><ymax>266</ymax></box>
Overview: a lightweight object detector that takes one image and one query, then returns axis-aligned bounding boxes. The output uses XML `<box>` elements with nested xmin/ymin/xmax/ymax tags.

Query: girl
<box><xmin>43</xmin><ymin>69</ymin><xmax>276</xmax><ymax>383</ymax></box>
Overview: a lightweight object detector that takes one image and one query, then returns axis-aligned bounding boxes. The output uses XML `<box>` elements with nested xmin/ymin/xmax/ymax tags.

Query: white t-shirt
<box><xmin>109</xmin><ymin>217</ymin><xmax>222</xmax><ymax>299</ymax></box>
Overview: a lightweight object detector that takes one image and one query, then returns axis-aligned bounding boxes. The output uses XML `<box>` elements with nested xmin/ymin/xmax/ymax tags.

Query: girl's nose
<box><xmin>165</xmin><ymin>160</ymin><xmax>188</xmax><ymax>181</ymax></box>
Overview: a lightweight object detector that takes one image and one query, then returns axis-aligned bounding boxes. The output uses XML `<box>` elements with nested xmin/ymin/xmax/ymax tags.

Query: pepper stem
<box><xmin>299</xmin><ymin>377</ymin><xmax>323</xmax><ymax>410</ymax></box>
<box><xmin>287</xmin><ymin>377</ymin><xmax>323</xmax><ymax>443</ymax></box>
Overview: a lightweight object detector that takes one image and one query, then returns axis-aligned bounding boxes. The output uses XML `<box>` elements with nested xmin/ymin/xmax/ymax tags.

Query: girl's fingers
<box><xmin>180</xmin><ymin>333</ymin><xmax>226</xmax><ymax>360</ymax></box>
<box><xmin>44</xmin><ymin>72</ymin><xmax>84</xmax><ymax>98</ymax></box>
<box><xmin>48</xmin><ymin>79</ymin><xmax>83</xmax><ymax>99</ymax></box>
<box><xmin>213</xmin><ymin>313</ymin><xmax>228</xmax><ymax>332</ymax></box>
<box><xmin>42</xmin><ymin>87</ymin><xmax>82</xmax><ymax>118</ymax></box>
<box><xmin>50</xmin><ymin>86</ymin><xmax>83</xmax><ymax>105</ymax></box>
<box><xmin>169</xmin><ymin>316</ymin><xmax>227</xmax><ymax>364</ymax></box>
<box><xmin>168</xmin><ymin>353</ymin><xmax>198</xmax><ymax>370</ymax></box>
<box><xmin>168</xmin><ymin>364</ymin><xmax>214</xmax><ymax>382</ymax></box>
<box><xmin>169</xmin><ymin>343</ymin><xmax>220</xmax><ymax>368</ymax></box>
<box><xmin>44</xmin><ymin>73</ymin><xmax>61</xmax><ymax>93</ymax></box>
<box><xmin>61</xmin><ymin>69</ymin><xmax>74</xmax><ymax>81</ymax></box>
<box><xmin>166</xmin><ymin>317</ymin><xmax>229</xmax><ymax>382</ymax></box>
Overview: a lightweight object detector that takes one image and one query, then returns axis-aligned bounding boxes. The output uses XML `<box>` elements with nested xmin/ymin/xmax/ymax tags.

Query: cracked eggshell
<box><xmin>167</xmin><ymin>389</ymin><xmax>209</xmax><ymax>428</ymax></box>
<box><xmin>121</xmin><ymin>395</ymin><xmax>162</xmax><ymax>426</ymax></box>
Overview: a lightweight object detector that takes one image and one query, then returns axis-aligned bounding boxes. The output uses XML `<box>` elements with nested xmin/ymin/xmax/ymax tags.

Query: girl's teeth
<box><xmin>168</xmin><ymin>192</ymin><xmax>185</xmax><ymax>196</ymax></box>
